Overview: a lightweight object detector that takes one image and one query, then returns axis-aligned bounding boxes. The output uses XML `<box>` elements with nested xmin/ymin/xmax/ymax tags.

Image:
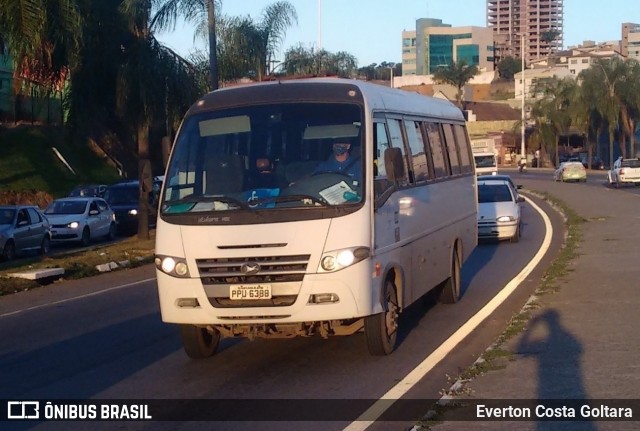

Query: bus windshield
<box><xmin>474</xmin><ymin>154</ymin><xmax>496</xmax><ymax>168</ymax></box>
<box><xmin>162</xmin><ymin>102</ymin><xmax>364</xmax><ymax>215</ymax></box>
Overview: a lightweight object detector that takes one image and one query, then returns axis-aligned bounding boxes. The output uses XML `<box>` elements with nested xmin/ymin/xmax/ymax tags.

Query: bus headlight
<box><xmin>319</xmin><ymin>247</ymin><xmax>370</xmax><ymax>273</ymax></box>
<box><xmin>155</xmin><ymin>255</ymin><xmax>191</xmax><ymax>278</ymax></box>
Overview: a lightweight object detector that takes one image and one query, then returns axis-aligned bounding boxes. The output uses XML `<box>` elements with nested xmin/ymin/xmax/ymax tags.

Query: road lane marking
<box><xmin>342</xmin><ymin>195</ymin><xmax>553</xmax><ymax>431</ymax></box>
<box><xmin>0</xmin><ymin>277</ymin><xmax>156</xmax><ymax>318</ymax></box>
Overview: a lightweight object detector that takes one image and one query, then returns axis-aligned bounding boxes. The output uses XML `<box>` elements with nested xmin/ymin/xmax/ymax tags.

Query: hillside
<box><xmin>0</xmin><ymin>125</ymin><xmax>121</xmax><ymax>199</ymax></box>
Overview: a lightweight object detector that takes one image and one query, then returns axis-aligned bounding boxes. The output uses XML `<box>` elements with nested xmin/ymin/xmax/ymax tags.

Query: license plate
<box><xmin>229</xmin><ymin>285</ymin><xmax>272</xmax><ymax>300</ymax></box>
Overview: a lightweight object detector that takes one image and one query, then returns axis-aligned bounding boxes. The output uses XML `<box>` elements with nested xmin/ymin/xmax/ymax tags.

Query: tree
<box><xmin>528</xmin><ymin>77</ymin><xmax>574</xmax><ymax>166</ymax></box>
<box><xmin>282</xmin><ymin>45</ymin><xmax>357</xmax><ymax>78</ymax></box>
<box><xmin>156</xmin><ymin>0</ymin><xmax>296</xmax><ymax>85</ymax></box>
<box><xmin>496</xmin><ymin>56</ymin><xmax>521</xmax><ymax>81</ymax></box>
<box><xmin>118</xmin><ymin>0</ymin><xmax>203</xmax><ymax>239</ymax></box>
<box><xmin>0</xmin><ymin>0</ymin><xmax>82</xmax><ymax>96</ymax></box>
<box><xmin>432</xmin><ymin>60</ymin><xmax>479</xmax><ymax>105</ymax></box>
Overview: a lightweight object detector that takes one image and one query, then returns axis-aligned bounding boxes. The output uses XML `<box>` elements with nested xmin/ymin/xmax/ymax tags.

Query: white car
<box><xmin>554</xmin><ymin>161</ymin><xmax>587</xmax><ymax>182</ymax></box>
<box><xmin>477</xmin><ymin>178</ymin><xmax>524</xmax><ymax>242</ymax></box>
<box><xmin>45</xmin><ymin>197</ymin><xmax>117</xmax><ymax>246</ymax></box>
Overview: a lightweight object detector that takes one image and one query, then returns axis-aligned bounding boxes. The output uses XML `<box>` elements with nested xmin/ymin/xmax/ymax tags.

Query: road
<box><xmin>0</xmin><ymin>188</ymin><xmax>565</xmax><ymax>431</ymax></box>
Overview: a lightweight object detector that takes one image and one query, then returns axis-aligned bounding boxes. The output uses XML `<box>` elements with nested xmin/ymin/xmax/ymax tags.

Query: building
<box><xmin>622</xmin><ymin>23</ymin><xmax>640</xmax><ymax>61</ymax></box>
<box><xmin>401</xmin><ymin>18</ymin><xmax>495</xmax><ymax>76</ymax></box>
<box><xmin>487</xmin><ymin>0</ymin><xmax>564</xmax><ymax>64</ymax></box>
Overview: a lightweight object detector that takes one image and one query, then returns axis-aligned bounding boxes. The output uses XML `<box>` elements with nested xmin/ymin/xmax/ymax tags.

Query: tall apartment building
<box><xmin>401</xmin><ymin>18</ymin><xmax>495</xmax><ymax>76</ymax></box>
<box><xmin>622</xmin><ymin>23</ymin><xmax>640</xmax><ymax>61</ymax></box>
<box><xmin>487</xmin><ymin>0</ymin><xmax>564</xmax><ymax>64</ymax></box>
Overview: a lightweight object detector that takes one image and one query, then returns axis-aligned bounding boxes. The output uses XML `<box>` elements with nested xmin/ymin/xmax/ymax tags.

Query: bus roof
<box><xmin>189</xmin><ymin>78</ymin><xmax>464</xmax><ymax>123</ymax></box>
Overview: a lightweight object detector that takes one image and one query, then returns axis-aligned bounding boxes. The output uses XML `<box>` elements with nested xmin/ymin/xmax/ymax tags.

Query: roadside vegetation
<box><xmin>0</xmin><ymin>232</ymin><xmax>155</xmax><ymax>296</ymax></box>
<box><xmin>0</xmin><ymin>126</ymin><xmax>120</xmax><ymax>197</ymax></box>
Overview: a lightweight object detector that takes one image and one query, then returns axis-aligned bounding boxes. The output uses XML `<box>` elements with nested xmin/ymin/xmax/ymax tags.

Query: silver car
<box><xmin>0</xmin><ymin>205</ymin><xmax>51</xmax><ymax>260</ymax></box>
<box><xmin>45</xmin><ymin>197</ymin><xmax>117</xmax><ymax>246</ymax></box>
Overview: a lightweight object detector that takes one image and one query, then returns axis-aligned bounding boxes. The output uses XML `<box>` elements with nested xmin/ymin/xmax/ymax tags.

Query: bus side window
<box><xmin>453</xmin><ymin>124</ymin><xmax>473</xmax><ymax>173</ymax></box>
<box><xmin>386</xmin><ymin>119</ymin><xmax>410</xmax><ymax>186</ymax></box>
<box><xmin>374</xmin><ymin>121</ymin><xmax>394</xmax><ymax>198</ymax></box>
<box><xmin>424</xmin><ymin>122</ymin><xmax>448</xmax><ymax>178</ymax></box>
<box><xmin>442</xmin><ymin>123</ymin><xmax>461</xmax><ymax>175</ymax></box>
<box><xmin>404</xmin><ymin>120</ymin><xmax>430</xmax><ymax>182</ymax></box>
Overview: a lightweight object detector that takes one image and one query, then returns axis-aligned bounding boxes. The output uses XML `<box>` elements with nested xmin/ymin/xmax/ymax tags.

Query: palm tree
<box><xmin>432</xmin><ymin>60</ymin><xmax>479</xmax><ymax>106</ymax></box>
<box><xmin>569</xmin><ymin>75</ymin><xmax>604</xmax><ymax>169</ymax></box>
<box><xmin>154</xmin><ymin>0</ymin><xmax>296</xmax><ymax>85</ymax></box>
<box><xmin>581</xmin><ymin>58</ymin><xmax>627</xmax><ymax>167</ymax></box>
<box><xmin>119</xmin><ymin>0</ymin><xmax>203</xmax><ymax>239</ymax></box>
<box><xmin>528</xmin><ymin>77</ymin><xmax>574</xmax><ymax>166</ymax></box>
<box><xmin>0</xmin><ymin>0</ymin><xmax>82</xmax><ymax>112</ymax></box>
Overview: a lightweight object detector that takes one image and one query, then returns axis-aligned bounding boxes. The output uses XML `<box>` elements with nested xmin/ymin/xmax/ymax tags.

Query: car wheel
<box><xmin>40</xmin><ymin>236</ymin><xmax>50</xmax><ymax>255</ymax></box>
<box><xmin>364</xmin><ymin>278</ymin><xmax>399</xmax><ymax>355</ymax></box>
<box><xmin>2</xmin><ymin>240</ymin><xmax>16</xmax><ymax>261</ymax></box>
<box><xmin>439</xmin><ymin>246</ymin><xmax>461</xmax><ymax>304</ymax></box>
<box><xmin>81</xmin><ymin>227</ymin><xmax>91</xmax><ymax>246</ymax></box>
<box><xmin>106</xmin><ymin>222</ymin><xmax>117</xmax><ymax>240</ymax></box>
<box><xmin>180</xmin><ymin>325</ymin><xmax>220</xmax><ymax>359</ymax></box>
<box><xmin>510</xmin><ymin>223</ymin><xmax>521</xmax><ymax>243</ymax></box>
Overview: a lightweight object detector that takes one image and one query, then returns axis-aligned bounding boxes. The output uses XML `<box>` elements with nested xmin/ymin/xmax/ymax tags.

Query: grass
<box><xmin>0</xmin><ymin>125</ymin><xmax>120</xmax><ymax>198</ymax></box>
<box><xmin>0</xmin><ymin>232</ymin><xmax>156</xmax><ymax>296</ymax></box>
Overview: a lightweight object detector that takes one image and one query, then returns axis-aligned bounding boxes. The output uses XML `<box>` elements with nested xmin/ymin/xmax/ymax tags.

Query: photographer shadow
<box><xmin>516</xmin><ymin>309</ymin><xmax>597</xmax><ymax>431</ymax></box>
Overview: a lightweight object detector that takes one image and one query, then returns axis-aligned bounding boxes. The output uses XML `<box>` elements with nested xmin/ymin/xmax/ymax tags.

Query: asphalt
<box><xmin>422</xmin><ymin>170</ymin><xmax>640</xmax><ymax>431</ymax></box>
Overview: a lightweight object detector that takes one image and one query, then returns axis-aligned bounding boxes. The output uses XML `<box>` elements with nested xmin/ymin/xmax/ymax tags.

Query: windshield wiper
<box><xmin>251</xmin><ymin>194</ymin><xmax>330</xmax><ymax>207</ymax></box>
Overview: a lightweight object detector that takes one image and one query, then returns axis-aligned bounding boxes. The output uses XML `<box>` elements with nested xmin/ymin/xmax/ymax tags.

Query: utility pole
<box><xmin>521</xmin><ymin>33</ymin><xmax>526</xmax><ymax>162</ymax></box>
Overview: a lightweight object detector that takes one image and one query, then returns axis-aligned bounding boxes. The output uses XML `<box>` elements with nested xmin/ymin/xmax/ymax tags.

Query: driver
<box><xmin>314</xmin><ymin>142</ymin><xmax>361</xmax><ymax>181</ymax></box>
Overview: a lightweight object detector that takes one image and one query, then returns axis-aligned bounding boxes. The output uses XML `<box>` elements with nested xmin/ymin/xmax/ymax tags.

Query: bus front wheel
<box><xmin>365</xmin><ymin>279</ymin><xmax>399</xmax><ymax>356</ymax></box>
<box><xmin>180</xmin><ymin>325</ymin><xmax>220</xmax><ymax>359</ymax></box>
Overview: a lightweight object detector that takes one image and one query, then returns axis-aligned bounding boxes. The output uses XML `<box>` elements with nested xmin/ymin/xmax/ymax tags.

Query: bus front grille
<box><xmin>196</xmin><ymin>254</ymin><xmax>311</xmax><ymax>285</ymax></box>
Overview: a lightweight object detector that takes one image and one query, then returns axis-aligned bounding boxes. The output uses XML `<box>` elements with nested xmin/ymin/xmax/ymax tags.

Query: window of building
<box><xmin>570</xmin><ymin>59</ymin><xmax>578</xmax><ymax>64</ymax></box>
<box><xmin>581</xmin><ymin>58</ymin><xmax>589</xmax><ymax>63</ymax></box>
<box><xmin>403</xmin><ymin>38</ymin><xmax>412</xmax><ymax>47</ymax></box>
<box><xmin>457</xmin><ymin>44</ymin><xmax>480</xmax><ymax>66</ymax></box>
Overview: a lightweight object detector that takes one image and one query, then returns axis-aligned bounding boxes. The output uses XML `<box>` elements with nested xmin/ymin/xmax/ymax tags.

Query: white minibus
<box><xmin>473</xmin><ymin>151</ymin><xmax>498</xmax><ymax>176</ymax></box>
<box><xmin>155</xmin><ymin>78</ymin><xmax>478</xmax><ymax>357</ymax></box>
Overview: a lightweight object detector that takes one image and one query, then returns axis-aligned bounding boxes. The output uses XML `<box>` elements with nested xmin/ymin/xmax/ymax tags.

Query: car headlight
<box><xmin>68</xmin><ymin>221</ymin><xmax>80</xmax><ymax>229</ymax></box>
<box><xmin>155</xmin><ymin>255</ymin><xmax>190</xmax><ymax>278</ymax></box>
<box><xmin>497</xmin><ymin>215</ymin><xmax>516</xmax><ymax>223</ymax></box>
<box><xmin>318</xmin><ymin>247</ymin><xmax>370</xmax><ymax>273</ymax></box>
<box><xmin>128</xmin><ymin>209</ymin><xmax>138</xmax><ymax>216</ymax></box>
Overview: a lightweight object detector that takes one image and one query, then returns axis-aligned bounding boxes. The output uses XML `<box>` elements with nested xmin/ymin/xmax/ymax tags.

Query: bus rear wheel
<box><xmin>180</xmin><ymin>325</ymin><xmax>220</xmax><ymax>359</ymax></box>
<box><xmin>365</xmin><ymin>278</ymin><xmax>399</xmax><ymax>356</ymax></box>
<box><xmin>439</xmin><ymin>247</ymin><xmax>461</xmax><ymax>304</ymax></box>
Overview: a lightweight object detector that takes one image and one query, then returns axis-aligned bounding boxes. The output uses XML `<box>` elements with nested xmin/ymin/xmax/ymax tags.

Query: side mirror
<box><xmin>384</xmin><ymin>147</ymin><xmax>405</xmax><ymax>183</ymax></box>
<box><xmin>516</xmin><ymin>196</ymin><xmax>525</xmax><ymax>203</ymax></box>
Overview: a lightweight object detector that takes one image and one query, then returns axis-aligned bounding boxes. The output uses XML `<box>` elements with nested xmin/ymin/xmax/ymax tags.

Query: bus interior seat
<box><xmin>205</xmin><ymin>155</ymin><xmax>245</xmax><ymax>194</ymax></box>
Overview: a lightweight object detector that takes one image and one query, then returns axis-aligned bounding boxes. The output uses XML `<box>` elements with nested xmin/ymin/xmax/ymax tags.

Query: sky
<box><xmin>155</xmin><ymin>0</ymin><xmax>639</xmax><ymax>67</ymax></box>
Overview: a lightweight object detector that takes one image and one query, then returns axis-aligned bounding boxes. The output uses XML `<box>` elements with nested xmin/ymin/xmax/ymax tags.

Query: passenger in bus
<box><xmin>249</xmin><ymin>157</ymin><xmax>287</xmax><ymax>189</ymax></box>
<box><xmin>314</xmin><ymin>142</ymin><xmax>361</xmax><ymax>180</ymax></box>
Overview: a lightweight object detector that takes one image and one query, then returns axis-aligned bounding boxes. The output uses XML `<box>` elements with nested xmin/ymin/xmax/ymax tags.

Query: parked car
<box><xmin>103</xmin><ymin>179</ymin><xmax>160</xmax><ymax>233</ymax></box>
<box><xmin>554</xmin><ymin>161</ymin><xmax>587</xmax><ymax>182</ymax></box>
<box><xmin>477</xmin><ymin>178</ymin><xmax>524</xmax><ymax>243</ymax></box>
<box><xmin>44</xmin><ymin>197</ymin><xmax>117</xmax><ymax>246</ymax></box>
<box><xmin>0</xmin><ymin>205</ymin><xmax>51</xmax><ymax>260</ymax></box>
<box><xmin>68</xmin><ymin>184</ymin><xmax>108</xmax><ymax>198</ymax></box>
